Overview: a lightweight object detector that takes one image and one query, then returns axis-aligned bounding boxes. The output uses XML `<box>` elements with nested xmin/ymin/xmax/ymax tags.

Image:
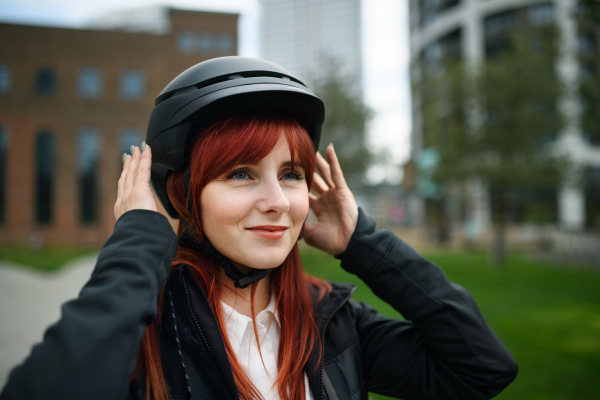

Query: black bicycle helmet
<box><xmin>146</xmin><ymin>56</ymin><xmax>325</xmax><ymax>219</ymax></box>
<box><xmin>146</xmin><ymin>56</ymin><xmax>325</xmax><ymax>288</ymax></box>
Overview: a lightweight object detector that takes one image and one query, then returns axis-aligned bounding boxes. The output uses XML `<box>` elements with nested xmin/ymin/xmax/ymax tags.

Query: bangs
<box><xmin>189</xmin><ymin>109</ymin><xmax>316</xmax><ymax>190</ymax></box>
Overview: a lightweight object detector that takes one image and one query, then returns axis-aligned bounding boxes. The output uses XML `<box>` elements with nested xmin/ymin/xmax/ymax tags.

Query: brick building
<box><xmin>0</xmin><ymin>8</ymin><xmax>238</xmax><ymax>246</ymax></box>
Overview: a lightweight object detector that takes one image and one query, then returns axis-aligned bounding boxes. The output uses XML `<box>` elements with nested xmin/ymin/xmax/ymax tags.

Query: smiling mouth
<box><xmin>247</xmin><ymin>226</ymin><xmax>288</xmax><ymax>241</ymax></box>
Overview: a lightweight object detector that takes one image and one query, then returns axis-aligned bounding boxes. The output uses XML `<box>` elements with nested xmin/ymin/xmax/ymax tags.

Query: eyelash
<box><xmin>226</xmin><ymin>168</ymin><xmax>252</xmax><ymax>180</ymax></box>
<box><xmin>226</xmin><ymin>168</ymin><xmax>304</xmax><ymax>181</ymax></box>
<box><xmin>283</xmin><ymin>170</ymin><xmax>304</xmax><ymax>180</ymax></box>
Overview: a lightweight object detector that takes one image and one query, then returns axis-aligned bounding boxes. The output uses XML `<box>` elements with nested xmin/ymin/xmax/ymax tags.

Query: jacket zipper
<box><xmin>320</xmin><ymin>286</ymin><xmax>357</xmax><ymax>400</ymax></box>
<box><xmin>168</xmin><ymin>288</ymin><xmax>194</xmax><ymax>399</ymax></box>
<box><xmin>182</xmin><ymin>275</ymin><xmax>233</xmax><ymax>399</ymax></box>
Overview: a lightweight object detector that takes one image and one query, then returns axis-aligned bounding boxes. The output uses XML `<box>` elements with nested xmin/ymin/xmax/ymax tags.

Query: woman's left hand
<box><xmin>303</xmin><ymin>145</ymin><xmax>359</xmax><ymax>256</ymax></box>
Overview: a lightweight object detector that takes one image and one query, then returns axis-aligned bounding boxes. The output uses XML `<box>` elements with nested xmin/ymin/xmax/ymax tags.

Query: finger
<box><xmin>123</xmin><ymin>146</ymin><xmax>141</xmax><ymax>202</ymax></box>
<box><xmin>115</xmin><ymin>154</ymin><xmax>130</xmax><ymax>219</ymax></box>
<box><xmin>118</xmin><ymin>154</ymin><xmax>131</xmax><ymax>199</ymax></box>
<box><xmin>312</xmin><ymin>172</ymin><xmax>328</xmax><ymax>195</ymax></box>
<box><xmin>120</xmin><ymin>153</ymin><xmax>132</xmax><ymax>183</ymax></box>
<box><xmin>133</xmin><ymin>143</ymin><xmax>152</xmax><ymax>188</ymax></box>
<box><xmin>326</xmin><ymin>145</ymin><xmax>348</xmax><ymax>190</ymax></box>
<box><xmin>308</xmin><ymin>193</ymin><xmax>322</xmax><ymax>214</ymax></box>
<box><xmin>316</xmin><ymin>152</ymin><xmax>335</xmax><ymax>188</ymax></box>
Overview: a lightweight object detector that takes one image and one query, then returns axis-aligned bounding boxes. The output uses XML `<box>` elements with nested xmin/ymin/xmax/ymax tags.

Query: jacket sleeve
<box><xmin>340</xmin><ymin>208</ymin><xmax>518</xmax><ymax>400</ymax></box>
<box><xmin>0</xmin><ymin>210</ymin><xmax>178</xmax><ymax>400</ymax></box>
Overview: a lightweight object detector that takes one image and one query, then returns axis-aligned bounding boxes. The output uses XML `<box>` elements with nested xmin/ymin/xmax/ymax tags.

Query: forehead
<box><xmin>263</xmin><ymin>133</ymin><xmax>290</xmax><ymax>159</ymax></box>
<box><xmin>244</xmin><ymin>132</ymin><xmax>294</xmax><ymax>166</ymax></box>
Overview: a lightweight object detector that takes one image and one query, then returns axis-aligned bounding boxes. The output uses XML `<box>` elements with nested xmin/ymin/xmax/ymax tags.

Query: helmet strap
<box><xmin>178</xmin><ymin>230</ymin><xmax>275</xmax><ymax>289</ymax></box>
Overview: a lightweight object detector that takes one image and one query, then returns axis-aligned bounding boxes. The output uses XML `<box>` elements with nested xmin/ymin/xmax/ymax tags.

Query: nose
<box><xmin>256</xmin><ymin>177</ymin><xmax>290</xmax><ymax>215</ymax></box>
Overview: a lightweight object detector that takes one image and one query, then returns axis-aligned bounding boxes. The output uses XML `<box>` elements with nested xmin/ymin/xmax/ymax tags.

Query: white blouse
<box><xmin>221</xmin><ymin>296</ymin><xmax>314</xmax><ymax>400</ymax></box>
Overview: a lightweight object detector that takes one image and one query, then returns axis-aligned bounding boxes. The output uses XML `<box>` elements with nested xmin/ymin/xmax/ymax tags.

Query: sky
<box><xmin>0</xmin><ymin>0</ymin><xmax>411</xmax><ymax>185</ymax></box>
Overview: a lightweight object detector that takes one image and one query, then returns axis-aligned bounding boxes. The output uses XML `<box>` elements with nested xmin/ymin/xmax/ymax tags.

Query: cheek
<box><xmin>199</xmin><ymin>186</ymin><xmax>246</xmax><ymax>238</ymax></box>
<box><xmin>288</xmin><ymin>188</ymin><xmax>310</xmax><ymax>223</ymax></box>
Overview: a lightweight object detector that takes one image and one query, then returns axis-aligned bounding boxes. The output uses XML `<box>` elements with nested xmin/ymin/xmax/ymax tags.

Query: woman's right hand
<box><xmin>114</xmin><ymin>143</ymin><xmax>158</xmax><ymax>221</ymax></box>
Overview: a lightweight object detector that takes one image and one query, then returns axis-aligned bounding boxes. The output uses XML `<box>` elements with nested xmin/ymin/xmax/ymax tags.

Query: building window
<box><xmin>484</xmin><ymin>10</ymin><xmax>518</xmax><ymax>38</ymax></box>
<box><xmin>484</xmin><ymin>9</ymin><xmax>519</xmax><ymax>58</ymax></box>
<box><xmin>578</xmin><ymin>33</ymin><xmax>596</xmax><ymax>56</ymax></box>
<box><xmin>77</xmin><ymin>67</ymin><xmax>103</xmax><ymax>99</ymax></box>
<box><xmin>177</xmin><ymin>30</ymin><xmax>196</xmax><ymax>54</ymax></box>
<box><xmin>528</xmin><ymin>3</ymin><xmax>554</xmax><ymax>27</ymax></box>
<box><xmin>118</xmin><ymin>128</ymin><xmax>143</xmax><ymax>177</ymax></box>
<box><xmin>0</xmin><ymin>127</ymin><xmax>8</xmax><ymax>224</ymax></box>
<box><xmin>0</xmin><ymin>64</ymin><xmax>11</xmax><ymax>96</ymax></box>
<box><xmin>35</xmin><ymin>132</ymin><xmax>55</xmax><ymax>224</ymax></box>
<box><xmin>200</xmin><ymin>32</ymin><xmax>214</xmax><ymax>54</ymax></box>
<box><xmin>219</xmin><ymin>33</ymin><xmax>234</xmax><ymax>55</ymax></box>
<box><xmin>585</xmin><ymin>167</ymin><xmax>600</xmax><ymax>228</ymax></box>
<box><xmin>77</xmin><ymin>128</ymin><xmax>101</xmax><ymax>223</ymax></box>
<box><xmin>176</xmin><ymin>30</ymin><xmax>232</xmax><ymax>55</ymax></box>
<box><xmin>419</xmin><ymin>0</ymin><xmax>461</xmax><ymax>27</ymax></box>
<box><xmin>422</xmin><ymin>28</ymin><xmax>462</xmax><ymax>64</ymax></box>
<box><xmin>119</xmin><ymin>69</ymin><xmax>145</xmax><ymax>101</ymax></box>
<box><xmin>35</xmin><ymin>67</ymin><xmax>58</xmax><ymax>96</ymax></box>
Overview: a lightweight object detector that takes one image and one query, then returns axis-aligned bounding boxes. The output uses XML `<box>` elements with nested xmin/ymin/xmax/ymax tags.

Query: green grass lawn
<box><xmin>0</xmin><ymin>245</ymin><xmax>100</xmax><ymax>272</ymax></box>
<box><xmin>300</xmin><ymin>248</ymin><xmax>600</xmax><ymax>400</ymax></box>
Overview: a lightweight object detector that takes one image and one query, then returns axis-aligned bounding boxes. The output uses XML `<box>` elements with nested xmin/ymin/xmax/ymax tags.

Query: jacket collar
<box><xmin>166</xmin><ymin>264</ymin><xmax>356</xmax><ymax>399</ymax></box>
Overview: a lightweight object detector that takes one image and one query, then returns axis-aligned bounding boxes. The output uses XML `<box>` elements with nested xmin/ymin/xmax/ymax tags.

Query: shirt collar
<box><xmin>221</xmin><ymin>293</ymin><xmax>280</xmax><ymax>353</ymax></box>
<box><xmin>264</xmin><ymin>294</ymin><xmax>280</xmax><ymax>326</ymax></box>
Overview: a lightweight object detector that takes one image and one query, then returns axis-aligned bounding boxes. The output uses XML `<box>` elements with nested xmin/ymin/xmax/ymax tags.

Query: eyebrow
<box><xmin>243</xmin><ymin>161</ymin><xmax>304</xmax><ymax>168</ymax></box>
<box><xmin>282</xmin><ymin>161</ymin><xmax>304</xmax><ymax>169</ymax></box>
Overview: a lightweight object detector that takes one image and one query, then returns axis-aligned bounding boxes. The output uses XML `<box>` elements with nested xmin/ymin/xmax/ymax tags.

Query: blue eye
<box><xmin>282</xmin><ymin>171</ymin><xmax>302</xmax><ymax>180</ymax></box>
<box><xmin>227</xmin><ymin>169</ymin><xmax>250</xmax><ymax>180</ymax></box>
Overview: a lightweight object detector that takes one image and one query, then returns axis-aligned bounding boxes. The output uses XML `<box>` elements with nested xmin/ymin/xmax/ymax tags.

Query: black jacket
<box><xmin>1</xmin><ymin>209</ymin><xmax>517</xmax><ymax>400</ymax></box>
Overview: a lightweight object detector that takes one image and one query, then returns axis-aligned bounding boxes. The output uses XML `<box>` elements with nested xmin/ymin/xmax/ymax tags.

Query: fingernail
<box><xmin>130</xmin><ymin>145</ymin><xmax>134</xmax><ymax>155</ymax></box>
<box><xmin>122</xmin><ymin>153</ymin><xmax>127</xmax><ymax>163</ymax></box>
<box><xmin>141</xmin><ymin>141</ymin><xmax>146</xmax><ymax>152</ymax></box>
<box><xmin>328</xmin><ymin>143</ymin><xmax>334</xmax><ymax>149</ymax></box>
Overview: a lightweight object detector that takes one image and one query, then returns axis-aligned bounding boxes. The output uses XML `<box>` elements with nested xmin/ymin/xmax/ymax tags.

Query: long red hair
<box><xmin>133</xmin><ymin>109</ymin><xmax>331</xmax><ymax>400</ymax></box>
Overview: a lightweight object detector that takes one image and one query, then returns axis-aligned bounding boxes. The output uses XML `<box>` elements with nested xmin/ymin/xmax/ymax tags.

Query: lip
<box><xmin>247</xmin><ymin>225</ymin><xmax>288</xmax><ymax>241</ymax></box>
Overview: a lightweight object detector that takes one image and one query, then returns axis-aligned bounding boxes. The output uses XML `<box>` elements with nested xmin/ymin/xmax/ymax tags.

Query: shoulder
<box><xmin>309</xmin><ymin>281</ymin><xmax>355</xmax><ymax>315</ymax></box>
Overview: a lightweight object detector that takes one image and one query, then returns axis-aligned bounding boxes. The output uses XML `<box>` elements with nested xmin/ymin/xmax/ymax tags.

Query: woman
<box><xmin>0</xmin><ymin>57</ymin><xmax>517</xmax><ymax>400</ymax></box>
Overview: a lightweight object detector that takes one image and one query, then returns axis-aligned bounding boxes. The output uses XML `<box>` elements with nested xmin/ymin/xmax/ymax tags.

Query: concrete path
<box><xmin>0</xmin><ymin>254</ymin><xmax>98</xmax><ymax>389</ymax></box>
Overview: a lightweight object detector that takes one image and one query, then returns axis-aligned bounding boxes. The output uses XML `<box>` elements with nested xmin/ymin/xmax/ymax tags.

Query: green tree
<box><xmin>417</xmin><ymin>28</ymin><xmax>568</xmax><ymax>265</ymax></box>
<box><xmin>311</xmin><ymin>59</ymin><xmax>373</xmax><ymax>191</ymax></box>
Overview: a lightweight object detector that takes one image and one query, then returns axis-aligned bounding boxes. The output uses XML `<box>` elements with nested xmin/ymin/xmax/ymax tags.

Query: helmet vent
<box><xmin>155</xmin><ymin>71</ymin><xmax>305</xmax><ymax>106</ymax></box>
<box><xmin>239</xmin><ymin>71</ymin><xmax>305</xmax><ymax>86</ymax></box>
<box><xmin>173</xmin><ymin>86</ymin><xmax>196</xmax><ymax>96</ymax></box>
<box><xmin>155</xmin><ymin>74</ymin><xmax>233</xmax><ymax>105</ymax></box>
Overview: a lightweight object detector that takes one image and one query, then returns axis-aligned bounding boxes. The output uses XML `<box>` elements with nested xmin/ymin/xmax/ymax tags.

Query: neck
<box><xmin>220</xmin><ymin>269</ymin><xmax>272</xmax><ymax>319</ymax></box>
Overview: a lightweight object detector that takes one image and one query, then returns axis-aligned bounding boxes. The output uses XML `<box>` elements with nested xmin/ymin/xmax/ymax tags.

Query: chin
<box><xmin>240</xmin><ymin>247</ymin><xmax>292</xmax><ymax>270</ymax></box>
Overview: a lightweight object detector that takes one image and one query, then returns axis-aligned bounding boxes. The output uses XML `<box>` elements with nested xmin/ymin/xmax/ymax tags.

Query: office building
<box><xmin>408</xmin><ymin>0</ymin><xmax>600</xmax><ymax>234</ymax></box>
<box><xmin>259</xmin><ymin>0</ymin><xmax>363</xmax><ymax>92</ymax></box>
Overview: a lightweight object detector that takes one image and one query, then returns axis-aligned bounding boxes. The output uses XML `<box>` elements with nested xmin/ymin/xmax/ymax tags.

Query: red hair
<box><xmin>133</xmin><ymin>109</ymin><xmax>331</xmax><ymax>400</ymax></box>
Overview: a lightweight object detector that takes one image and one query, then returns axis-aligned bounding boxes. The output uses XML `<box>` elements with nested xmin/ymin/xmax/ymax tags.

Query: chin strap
<box><xmin>178</xmin><ymin>230</ymin><xmax>276</xmax><ymax>289</ymax></box>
